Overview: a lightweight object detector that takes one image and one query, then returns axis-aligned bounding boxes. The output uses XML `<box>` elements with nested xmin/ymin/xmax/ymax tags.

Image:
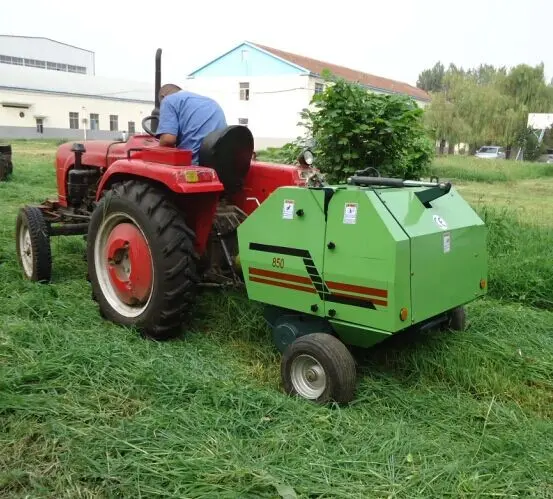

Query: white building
<box><xmin>0</xmin><ymin>35</ymin><xmax>154</xmax><ymax>140</ymax></box>
<box><xmin>183</xmin><ymin>42</ymin><xmax>431</xmax><ymax>150</ymax></box>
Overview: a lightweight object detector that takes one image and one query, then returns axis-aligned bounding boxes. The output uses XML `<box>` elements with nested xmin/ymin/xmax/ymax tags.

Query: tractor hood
<box><xmin>56</xmin><ymin>135</ymin><xmax>159</xmax><ymax>169</ymax></box>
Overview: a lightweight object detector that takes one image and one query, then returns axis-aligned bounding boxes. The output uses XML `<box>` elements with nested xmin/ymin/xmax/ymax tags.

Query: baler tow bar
<box><xmin>347</xmin><ymin>175</ymin><xmax>452</xmax><ymax>206</ymax></box>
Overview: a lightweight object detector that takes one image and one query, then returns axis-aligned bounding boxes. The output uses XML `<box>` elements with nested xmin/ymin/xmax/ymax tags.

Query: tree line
<box><xmin>417</xmin><ymin>61</ymin><xmax>553</xmax><ymax>158</ymax></box>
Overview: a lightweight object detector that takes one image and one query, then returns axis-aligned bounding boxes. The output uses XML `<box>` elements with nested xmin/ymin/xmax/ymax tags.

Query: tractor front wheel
<box><xmin>87</xmin><ymin>180</ymin><xmax>199</xmax><ymax>340</ymax></box>
<box><xmin>281</xmin><ymin>333</ymin><xmax>357</xmax><ymax>404</ymax></box>
<box><xmin>15</xmin><ymin>206</ymin><xmax>52</xmax><ymax>283</ymax></box>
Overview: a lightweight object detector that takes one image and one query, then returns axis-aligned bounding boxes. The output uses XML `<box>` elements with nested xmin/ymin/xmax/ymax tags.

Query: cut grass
<box><xmin>2</xmin><ymin>142</ymin><xmax>553</xmax><ymax>497</ymax></box>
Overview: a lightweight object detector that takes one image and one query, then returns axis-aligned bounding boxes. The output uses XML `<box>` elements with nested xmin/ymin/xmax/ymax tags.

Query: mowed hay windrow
<box><xmin>1</xmin><ymin>144</ymin><xmax>553</xmax><ymax>497</ymax></box>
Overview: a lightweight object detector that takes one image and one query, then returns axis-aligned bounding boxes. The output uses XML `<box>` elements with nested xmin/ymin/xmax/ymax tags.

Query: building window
<box><xmin>128</xmin><ymin>121</ymin><xmax>135</xmax><ymax>134</ymax></box>
<box><xmin>36</xmin><ymin>118</ymin><xmax>44</xmax><ymax>134</ymax></box>
<box><xmin>315</xmin><ymin>83</ymin><xmax>324</xmax><ymax>94</ymax></box>
<box><xmin>90</xmin><ymin>113</ymin><xmax>99</xmax><ymax>130</ymax></box>
<box><xmin>0</xmin><ymin>54</ymin><xmax>86</xmax><ymax>74</ymax></box>
<box><xmin>110</xmin><ymin>115</ymin><xmax>118</xmax><ymax>132</ymax></box>
<box><xmin>69</xmin><ymin>112</ymin><xmax>79</xmax><ymax>129</ymax></box>
<box><xmin>239</xmin><ymin>82</ymin><xmax>250</xmax><ymax>101</ymax></box>
<box><xmin>238</xmin><ymin>118</ymin><xmax>249</xmax><ymax>127</ymax></box>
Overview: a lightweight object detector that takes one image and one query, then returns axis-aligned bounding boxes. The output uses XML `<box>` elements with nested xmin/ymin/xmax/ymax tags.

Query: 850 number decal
<box><xmin>272</xmin><ymin>257</ymin><xmax>284</xmax><ymax>268</ymax></box>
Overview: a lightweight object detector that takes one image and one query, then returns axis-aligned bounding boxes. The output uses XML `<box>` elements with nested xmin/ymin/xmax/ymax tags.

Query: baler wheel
<box><xmin>281</xmin><ymin>333</ymin><xmax>357</xmax><ymax>404</ymax></box>
<box><xmin>15</xmin><ymin>206</ymin><xmax>52</xmax><ymax>283</ymax></box>
<box><xmin>87</xmin><ymin>180</ymin><xmax>199</xmax><ymax>340</ymax></box>
<box><xmin>448</xmin><ymin>306</ymin><xmax>466</xmax><ymax>331</ymax></box>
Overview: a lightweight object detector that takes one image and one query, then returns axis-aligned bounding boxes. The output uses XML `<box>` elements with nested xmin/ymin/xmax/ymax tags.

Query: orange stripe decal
<box><xmin>325</xmin><ymin>281</ymin><xmax>388</xmax><ymax>298</ymax></box>
<box><xmin>249</xmin><ymin>276</ymin><xmax>316</xmax><ymax>294</ymax></box>
<box><xmin>249</xmin><ymin>267</ymin><xmax>312</xmax><ymax>285</ymax></box>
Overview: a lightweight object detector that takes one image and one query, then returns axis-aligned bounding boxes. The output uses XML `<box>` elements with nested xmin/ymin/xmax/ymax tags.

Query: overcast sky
<box><xmin>1</xmin><ymin>0</ymin><xmax>552</xmax><ymax>87</ymax></box>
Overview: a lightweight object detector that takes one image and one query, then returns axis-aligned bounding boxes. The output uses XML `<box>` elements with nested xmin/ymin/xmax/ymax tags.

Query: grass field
<box><xmin>2</xmin><ymin>142</ymin><xmax>553</xmax><ymax>498</ymax></box>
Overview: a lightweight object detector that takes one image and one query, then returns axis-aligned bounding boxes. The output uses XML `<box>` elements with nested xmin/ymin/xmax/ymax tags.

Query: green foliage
<box><xmin>256</xmin><ymin>143</ymin><xmax>302</xmax><ymax>164</ymax></box>
<box><xmin>298</xmin><ymin>74</ymin><xmax>434</xmax><ymax>183</ymax></box>
<box><xmin>422</xmin><ymin>61</ymin><xmax>553</xmax><ymax>158</ymax></box>
<box><xmin>478</xmin><ymin>205</ymin><xmax>553</xmax><ymax>309</ymax></box>
<box><xmin>515</xmin><ymin>126</ymin><xmax>542</xmax><ymax>161</ymax></box>
<box><xmin>416</xmin><ymin>61</ymin><xmax>445</xmax><ymax>92</ymax></box>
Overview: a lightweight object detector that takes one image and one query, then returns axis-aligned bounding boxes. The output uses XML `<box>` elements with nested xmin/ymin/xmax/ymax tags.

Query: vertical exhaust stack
<box><xmin>150</xmin><ymin>48</ymin><xmax>162</xmax><ymax>135</ymax></box>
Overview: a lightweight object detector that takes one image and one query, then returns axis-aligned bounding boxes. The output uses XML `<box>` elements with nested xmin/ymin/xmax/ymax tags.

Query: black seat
<box><xmin>198</xmin><ymin>125</ymin><xmax>254</xmax><ymax>194</ymax></box>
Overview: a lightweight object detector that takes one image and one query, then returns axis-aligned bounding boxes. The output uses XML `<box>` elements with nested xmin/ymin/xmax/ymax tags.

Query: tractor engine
<box><xmin>66</xmin><ymin>143</ymin><xmax>102</xmax><ymax>210</ymax></box>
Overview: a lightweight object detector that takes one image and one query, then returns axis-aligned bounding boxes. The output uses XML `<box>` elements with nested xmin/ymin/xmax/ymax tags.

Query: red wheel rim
<box><xmin>104</xmin><ymin>222</ymin><xmax>153</xmax><ymax>306</ymax></box>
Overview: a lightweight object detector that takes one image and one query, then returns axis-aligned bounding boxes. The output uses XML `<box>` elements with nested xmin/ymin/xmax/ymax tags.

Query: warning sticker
<box><xmin>443</xmin><ymin>232</ymin><xmax>451</xmax><ymax>253</ymax></box>
<box><xmin>343</xmin><ymin>203</ymin><xmax>358</xmax><ymax>224</ymax></box>
<box><xmin>282</xmin><ymin>199</ymin><xmax>295</xmax><ymax>220</ymax></box>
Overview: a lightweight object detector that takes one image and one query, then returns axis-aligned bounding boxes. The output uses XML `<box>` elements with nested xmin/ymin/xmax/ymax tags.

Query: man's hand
<box><xmin>159</xmin><ymin>133</ymin><xmax>177</xmax><ymax>147</ymax></box>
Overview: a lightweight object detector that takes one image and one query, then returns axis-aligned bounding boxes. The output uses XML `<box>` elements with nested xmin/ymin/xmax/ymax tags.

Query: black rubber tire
<box><xmin>0</xmin><ymin>158</ymin><xmax>8</xmax><ymax>181</ymax></box>
<box><xmin>15</xmin><ymin>206</ymin><xmax>52</xmax><ymax>283</ymax></box>
<box><xmin>87</xmin><ymin>180</ymin><xmax>199</xmax><ymax>340</ymax></box>
<box><xmin>449</xmin><ymin>306</ymin><xmax>466</xmax><ymax>331</ymax></box>
<box><xmin>281</xmin><ymin>333</ymin><xmax>357</xmax><ymax>404</ymax></box>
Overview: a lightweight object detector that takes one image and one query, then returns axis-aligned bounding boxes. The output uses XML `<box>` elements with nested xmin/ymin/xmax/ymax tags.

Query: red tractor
<box><xmin>16</xmin><ymin>48</ymin><xmax>317</xmax><ymax>339</ymax></box>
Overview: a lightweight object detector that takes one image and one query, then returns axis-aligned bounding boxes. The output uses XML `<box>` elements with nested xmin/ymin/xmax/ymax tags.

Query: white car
<box><xmin>475</xmin><ymin>146</ymin><xmax>506</xmax><ymax>159</ymax></box>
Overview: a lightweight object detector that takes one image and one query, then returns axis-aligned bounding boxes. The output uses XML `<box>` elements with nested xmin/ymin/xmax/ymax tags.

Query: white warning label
<box><xmin>443</xmin><ymin>232</ymin><xmax>451</xmax><ymax>253</ymax></box>
<box><xmin>282</xmin><ymin>199</ymin><xmax>295</xmax><ymax>219</ymax></box>
<box><xmin>343</xmin><ymin>203</ymin><xmax>358</xmax><ymax>224</ymax></box>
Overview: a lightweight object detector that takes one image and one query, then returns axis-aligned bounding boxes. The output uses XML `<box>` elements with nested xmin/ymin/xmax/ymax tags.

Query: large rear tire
<box><xmin>87</xmin><ymin>180</ymin><xmax>199</xmax><ymax>340</ymax></box>
<box><xmin>15</xmin><ymin>206</ymin><xmax>52</xmax><ymax>283</ymax></box>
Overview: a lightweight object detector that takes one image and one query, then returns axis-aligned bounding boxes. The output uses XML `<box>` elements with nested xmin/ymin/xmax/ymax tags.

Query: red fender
<box><xmin>96</xmin><ymin>156</ymin><xmax>224</xmax><ymax>255</ymax></box>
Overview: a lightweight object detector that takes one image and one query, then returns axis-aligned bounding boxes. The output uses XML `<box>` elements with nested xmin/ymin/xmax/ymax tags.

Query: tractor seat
<box><xmin>198</xmin><ymin>125</ymin><xmax>254</xmax><ymax>194</ymax></box>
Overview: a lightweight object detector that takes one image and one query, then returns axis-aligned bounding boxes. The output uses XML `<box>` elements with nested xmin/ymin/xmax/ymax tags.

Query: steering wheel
<box><xmin>141</xmin><ymin>115</ymin><xmax>159</xmax><ymax>137</ymax></box>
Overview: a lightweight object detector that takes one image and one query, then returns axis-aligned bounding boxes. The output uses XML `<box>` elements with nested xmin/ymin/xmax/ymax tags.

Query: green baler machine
<box><xmin>237</xmin><ymin>175</ymin><xmax>488</xmax><ymax>404</ymax></box>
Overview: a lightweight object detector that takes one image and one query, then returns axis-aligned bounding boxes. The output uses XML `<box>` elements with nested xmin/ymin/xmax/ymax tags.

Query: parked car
<box><xmin>475</xmin><ymin>146</ymin><xmax>506</xmax><ymax>159</ymax></box>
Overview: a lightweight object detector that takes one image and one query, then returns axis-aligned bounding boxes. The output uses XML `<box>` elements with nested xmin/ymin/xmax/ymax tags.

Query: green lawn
<box><xmin>2</xmin><ymin>143</ymin><xmax>553</xmax><ymax>497</ymax></box>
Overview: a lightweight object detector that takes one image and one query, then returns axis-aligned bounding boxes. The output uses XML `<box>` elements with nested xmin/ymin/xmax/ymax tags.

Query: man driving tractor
<box><xmin>156</xmin><ymin>84</ymin><xmax>227</xmax><ymax>164</ymax></box>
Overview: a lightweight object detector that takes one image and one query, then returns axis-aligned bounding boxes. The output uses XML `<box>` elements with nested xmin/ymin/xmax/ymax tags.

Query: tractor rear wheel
<box><xmin>87</xmin><ymin>180</ymin><xmax>199</xmax><ymax>340</ymax></box>
<box><xmin>15</xmin><ymin>206</ymin><xmax>52</xmax><ymax>283</ymax></box>
<box><xmin>281</xmin><ymin>333</ymin><xmax>357</xmax><ymax>404</ymax></box>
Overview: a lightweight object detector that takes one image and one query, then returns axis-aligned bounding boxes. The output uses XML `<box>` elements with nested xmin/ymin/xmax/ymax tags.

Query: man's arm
<box><xmin>156</xmin><ymin>98</ymin><xmax>179</xmax><ymax>147</ymax></box>
<box><xmin>159</xmin><ymin>133</ymin><xmax>177</xmax><ymax>147</ymax></box>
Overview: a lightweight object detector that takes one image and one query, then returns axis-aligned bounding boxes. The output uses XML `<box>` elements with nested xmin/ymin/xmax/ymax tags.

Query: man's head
<box><xmin>159</xmin><ymin>83</ymin><xmax>182</xmax><ymax>103</ymax></box>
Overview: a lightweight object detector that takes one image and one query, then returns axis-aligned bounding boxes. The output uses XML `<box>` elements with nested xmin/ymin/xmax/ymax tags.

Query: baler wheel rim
<box><xmin>290</xmin><ymin>354</ymin><xmax>327</xmax><ymax>399</ymax></box>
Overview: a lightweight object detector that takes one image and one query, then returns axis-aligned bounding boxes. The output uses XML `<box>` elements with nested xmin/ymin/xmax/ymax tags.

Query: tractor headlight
<box><xmin>298</xmin><ymin>148</ymin><xmax>314</xmax><ymax>167</ymax></box>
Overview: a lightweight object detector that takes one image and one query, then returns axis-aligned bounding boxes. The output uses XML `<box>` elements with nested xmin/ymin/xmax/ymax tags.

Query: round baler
<box><xmin>14</xmin><ymin>48</ymin><xmax>488</xmax><ymax>405</ymax></box>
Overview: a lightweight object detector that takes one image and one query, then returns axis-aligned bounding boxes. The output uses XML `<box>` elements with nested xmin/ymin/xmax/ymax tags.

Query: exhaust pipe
<box><xmin>150</xmin><ymin>48</ymin><xmax>162</xmax><ymax>134</ymax></box>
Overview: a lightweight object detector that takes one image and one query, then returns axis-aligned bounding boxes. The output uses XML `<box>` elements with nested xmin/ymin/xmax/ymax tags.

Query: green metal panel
<box><xmin>329</xmin><ymin>319</ymin><xmax>392</xmax><ymax>348</ymax></box>
<box><xmin>322</xmin><ymin>188</ymin><xmax>412</xmax><ymax>332</ymax></box>
<box><xmin>237</xmin><ymin>183</ymin><xmax>487</xmax><ymax>347</ymax></box>
<box><xmin>375</xmin><ymin>186</ymin><xmax>488</xmax><ymax>323</ymax></box>
<box><xmin>237</xmin><ymin>187</ymin><xmax>327</xmax><ymax>317</ymax></box>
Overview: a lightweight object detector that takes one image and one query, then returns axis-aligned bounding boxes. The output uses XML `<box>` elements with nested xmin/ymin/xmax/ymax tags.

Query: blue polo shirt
<box><xmin>156</xmin><ymin>90</ymin><xmax>227</xmax><ymax>164</ymax></box>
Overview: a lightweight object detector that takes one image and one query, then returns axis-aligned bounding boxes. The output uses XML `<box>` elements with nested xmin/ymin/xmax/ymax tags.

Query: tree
<box><xmin>416</xmin><ymin>62</ymin><xmax>445</xmax><ymax>93</ymax></box>
<box><xmin>296</xmin><ymin>72</ymin><xmax>434</xmax><ymax>183</ymax></box>
<box><xmin>421</xmin><ymin>61</ymin><xmax>553</xmax><ymax>159</ymax></box>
